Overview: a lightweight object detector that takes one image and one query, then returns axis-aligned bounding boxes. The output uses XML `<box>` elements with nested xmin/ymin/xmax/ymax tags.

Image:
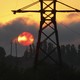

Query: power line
<box><xmin>20</xmin><ymin>1</ymin><xmax>39</xmax><ymax>10</ymax></box>
<box><xmin>11</xmin><ymin>0</ymin><xmax>80</xmax><ymax>68</ymax></box>
<box><xmin>57</xmin><ymin>0</ymin><xmax>79</xmax><ymax>10</ymax></box>
<box><xmin>59</xmin><ymin>23</ymin><xmax>80</xmax><ymax>45</ymax></box>
<box><xmin>60</xmin><ymin>23</ymin><xmax>80</xmax><ymax>36</ymax></box>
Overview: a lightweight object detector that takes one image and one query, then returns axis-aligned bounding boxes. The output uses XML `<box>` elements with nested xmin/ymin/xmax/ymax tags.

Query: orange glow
<box><xmin>18</xmin><ymin>32</ymin><xmax>34</xmax><ymax>46</ymax></box>
<box><xmin>18</xmin><ymin>36</ymin><xmax>28</xmax><ymax>42</ymax></box>
<box><xmin>58</xmin><ymin>13</ymin><xmax>80</xmax><ymax>25</ymax></box>
<box><xmin>0</xmin><ymin>0</ymin><xmax>80</xmax><ymax>25</ymax></box>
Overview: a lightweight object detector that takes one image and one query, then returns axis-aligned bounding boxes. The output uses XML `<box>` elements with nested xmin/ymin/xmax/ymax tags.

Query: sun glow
<box><xmin>18</xmin><ymin>36</ymin><xmax>28</xmax><ymax>42</ymax></box>
<box><xmin>18</xmin><ymin>32</ymin><xmax>34</xmax><ymax>46</ymax></box>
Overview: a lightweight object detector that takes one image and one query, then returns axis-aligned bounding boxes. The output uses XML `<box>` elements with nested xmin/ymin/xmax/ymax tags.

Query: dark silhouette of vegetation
<box><xmin>0</xmin><ymin>42</ymin><xmax>80</xmax><ymax>80</ymax></box>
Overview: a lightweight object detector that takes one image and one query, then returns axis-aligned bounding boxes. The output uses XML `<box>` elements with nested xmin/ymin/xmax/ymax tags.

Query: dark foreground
<box><xmin>0</xmin><ymin>62</ymin><xmax>80</xmax><ymax>80</ymax></box>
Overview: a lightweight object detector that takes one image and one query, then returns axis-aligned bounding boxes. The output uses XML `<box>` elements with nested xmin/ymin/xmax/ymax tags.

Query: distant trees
<box><xmin>78</xmin><ymin>45</ymin><xmax>80</xmax><ymax>54</ymax></box>
<box><xmin>0</xmin><ymin>46</ymin><xmax>6</xmax><ymax>63</ymax></box>
<box><xmin>61</xmin><ymin>45</ymin><xmax>66</xmax><ymax>54</ymax></box>
<box><xmin>0</xmin><ymin>47</ymin><xmax>6</xmax><ymax>58</ymax></box>
<box><xmin>23</xmin><ymin>44</ymin><xmax>36</xmax><ymax>58</ymax></box>
<box><xmin>60</xmin><ymin>44</ymin><xmax>77</xmax><ymax>55</ymax></box>
<box><xmin>65</xmin><ymin>44</ymin><xmax>71</xmax><ymax>55</ymax></box>
<box><xmin>23</xmin><ymin>42</ymin><xmax>80</xmax><ymax>59</ymax></box>
<box><xmin>71</xmin><ymin>44</ymin><xmax>77</xmax><ymax>55</ymax></box>
<box><xmin>24</xmin><ymin>47</ymin><xmax>29</xmax><ymax>58</ymax></box>
<box><xmin>48</xmin><ymin>42</ymin><xmax>54</xmax><ymax>53</ymax></box>
<box><xmin>0</xmin><ymin>43</ymin><xmax>79</xmax><ymax>59</ymax></box>
<box><xmin>0</xmin><ymin>45</ymin><xmax>80</xmax><ymax>80</ymax></box>
<box><xmin>0</xmin><ymin>43</ymin><xmax>80</xmax><ymax>71</ymax></box>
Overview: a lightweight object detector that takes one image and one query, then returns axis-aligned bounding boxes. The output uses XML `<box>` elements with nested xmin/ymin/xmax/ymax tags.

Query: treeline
<box><xmin>61</xmin><ymin>44</ymin><xmax>80</xmax><ymax>55</ymax></box>
<box><xmin>23</xmin><ymin>42</ymin><xmax>80</xmax><ymax>57</ymax></box>
<box><xmin>0</xmin><ymin>43</ymin><xmax>80</xmax><ymax>67</ymax></box>
<box><xmin>0</xmin><ymin>43</ymin><xmax>80</xmax><ymax>80</ymax></box>
<box><xmin>23</xmin><ymin>42</ymin><xmax>80</xmax><ymax>63</ymax></box>
<box><xmin>23</xmin><ymin>42</ymin><xmax>80</xmax><ymax>69</ymax></box>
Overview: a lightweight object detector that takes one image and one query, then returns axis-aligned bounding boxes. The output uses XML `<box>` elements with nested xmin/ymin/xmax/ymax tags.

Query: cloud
<box><xmin>0</xmin><ymin>23</ymin><xmax>4</xmax><ymax>28</ymax></box>
<box><xmin>67</xmin><ymin>13</ymin><xmax>78</xmax><ymax>18</ymax></box>
<box><xmin>0</xmin><ymin>17</ymin><xmax>38</xmax><ymax>40</ymax></box>
<box><xmin>57</xmin><ymin>22</ymin><xmax>80</xmax><ymax>45</ymax></box>
<box><xmin>59</xmin><ymin>13</ymin><xmax>80</xmax><ymax>25</ymax></box>
<box><xmin>0</xmin><ymin>16</ymin><xmax>80</xmax><ymax>56</ymax></box>
<box><xmin>0</xmin><ymin>17</ymin><xmax>38</xmax><ymax>56</ymax></box>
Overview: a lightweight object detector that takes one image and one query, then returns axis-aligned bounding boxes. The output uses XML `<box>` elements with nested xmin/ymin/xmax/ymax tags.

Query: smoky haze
<box><xmin>0</xmin><ymin>15</ymin><xmax>80</xmax><ymax>56</ymax></box>
<box><xmin>0</xmin><ymin>17</ymin><xmax>38</xmax><ymax>56</ymax></box>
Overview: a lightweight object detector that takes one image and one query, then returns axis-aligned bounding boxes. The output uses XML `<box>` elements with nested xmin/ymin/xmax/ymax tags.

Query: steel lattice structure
<box><xmin>34</xmin><ymin>0</ymin><xmax>62</xmax><ymax>67</ymax></box>
<box><xmin>12</xmin><ymin>0</ymin><xmax>80</xmax><ymax>68</ymax></box>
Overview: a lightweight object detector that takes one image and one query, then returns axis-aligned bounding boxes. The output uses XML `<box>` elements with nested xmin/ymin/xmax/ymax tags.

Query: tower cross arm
<box><xmin>12</xmin><ymin>9</ymin><xmax>40</xmax><ymax>14</ymax></box>
<box><xmin>12</xmin><ymin>9</ymin><xmax>80</xmax><ymax>14</ymax></box>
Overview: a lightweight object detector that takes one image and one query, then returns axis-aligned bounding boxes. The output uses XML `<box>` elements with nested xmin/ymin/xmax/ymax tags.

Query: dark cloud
<box><xmin>0</xmin><ymin>17</ymin><xmax>38</xmax><ymax>56</ymax></box>
<box><xmin>0</xmin><ymin>17</ymin><xmax>38</xmax><ymax>41</ymax></box>
<box><xmin>58</xmin><ymin>23</ymin><xmax>80</xmax><ymax>45</ymax></box>
<box><xmin>0</xmin><ymin>17</ymin><xmax>80</xmax><ymax>56</ymax></box>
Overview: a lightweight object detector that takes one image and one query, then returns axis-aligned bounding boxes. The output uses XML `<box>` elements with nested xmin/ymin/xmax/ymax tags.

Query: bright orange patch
<box><xmin>18</xmin><ymin>32</ymin><xmax>34</xmax><ymax>46</ymax></box>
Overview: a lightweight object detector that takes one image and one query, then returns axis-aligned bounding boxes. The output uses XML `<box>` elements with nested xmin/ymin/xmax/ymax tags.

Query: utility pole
<box><xmin>12</xmin><ymin>0</ymin><xmax>80</xmax><ymax>68</ymax></box>
<box><xmin>34</xmin><ymin>0</ymin><xmax>62</xmax><ymax>68</ymax></box>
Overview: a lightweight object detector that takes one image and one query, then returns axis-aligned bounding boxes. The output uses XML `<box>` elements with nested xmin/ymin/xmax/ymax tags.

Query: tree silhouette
<box><xmin>0</xmin><ymin>45</ymin><xmax>80</xmax><ymax>80</ymax></box>
<box><xmin>61</xmin><ymin>45</ymin><xmax>66</xmax><ymax>54</ymax></box>
<box><xmin>65</xmin><ymin>44</ymin><xmax>71</xmax><ymax>55</ymax></box>
<box><xmin>0</xmin><ymin>46</ymin><xmax>6</xmax><ymax>64</ymax></box>
<box><xmin>31</xmin><ymin>44</ymin><xmax>35</xmax><ymax>57</ymax></box>
<box><xmin>71</xmin><ymin>44</ymin><xmax>77</xmax><ymax>56</ymax></box>
<box><xmin>42</xmin><ymin>40</ymin><xmax>48</xmax><ymax>53</ymax></box>
<box><xmin>0</xmin><ymin>47</ymin><xmax>6</xmax><ymax>58</ymax></box>
<box><xmin>78</xmin><ymin>44</ymin><xmax>80</xmax><ymax>54</ymax></box>
<box><xmin>48</xmin><ymin>42</ymin><xmax>53</xmax><ymax>53</ymax></box>
<box><xmin>24</xmin><ymin>47</ymin><xmax>29</xmax><ymax>58</ymax></box>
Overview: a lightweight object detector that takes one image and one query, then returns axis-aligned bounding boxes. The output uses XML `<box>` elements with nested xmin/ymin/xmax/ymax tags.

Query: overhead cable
<box><xmin>57</xmin><ymin>0</ymin><xmax>79</xmax><ymax>11</ymax></box>
<box><xmin>60</xmin><ymin>23</ymin><xmax>80</xmax><ymax>36</ymax></box>
<box><xmin>20</xmin><ymin>1</ymin><xmax>39</xmax><ymax>10</ymax></box>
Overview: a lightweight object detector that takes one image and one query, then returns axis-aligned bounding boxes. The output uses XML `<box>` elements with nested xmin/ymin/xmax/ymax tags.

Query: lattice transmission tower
<box><xmin>12</xmin><ymin>0</ymin><xmax>80</xmax><ymax>68</ymax></box>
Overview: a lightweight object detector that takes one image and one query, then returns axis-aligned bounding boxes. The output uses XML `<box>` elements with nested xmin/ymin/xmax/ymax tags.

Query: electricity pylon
<box><xmin>12</xmin><ymin>0</ymin><xmax>80</xmax><ymax>68</ymax></box>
